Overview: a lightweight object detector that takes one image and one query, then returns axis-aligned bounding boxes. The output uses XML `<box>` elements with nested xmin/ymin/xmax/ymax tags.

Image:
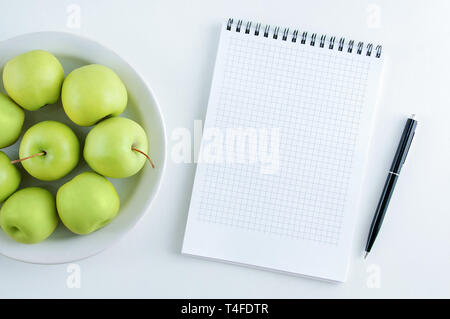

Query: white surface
<box><xmin>0</xmin><ymin>32</ymin><xmax>166</xmax><ymax>263</ymax></box>
<box><xmin>0</xmin><ymin>0</ymin><xmax>449</xmax><ymax>298</ymax></box>
<box><xmin>182</xmin><ymin>24</ymin><xmax>384</xmax><ymax>281</ymax></box>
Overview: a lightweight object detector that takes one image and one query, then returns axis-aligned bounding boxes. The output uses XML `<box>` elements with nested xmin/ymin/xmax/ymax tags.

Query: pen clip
<box><xmin>402</xmin><ymin>131</ymin><xmax>415</xmax><ymax>165</ymax></box>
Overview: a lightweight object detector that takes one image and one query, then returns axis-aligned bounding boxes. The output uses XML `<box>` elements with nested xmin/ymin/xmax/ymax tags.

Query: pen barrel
<box><xmin>390</xmin><ymin>118</ymin><xmax>417</xmax><ymax>173</ymax></box>
<box><xmin>365</xmin><ymin>172</ymin><xmax>399</xmax><ymax>253</ymax></box>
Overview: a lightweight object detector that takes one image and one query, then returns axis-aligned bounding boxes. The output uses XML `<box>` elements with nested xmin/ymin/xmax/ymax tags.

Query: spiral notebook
<box><xmin>182</xmin><ymin>18</ymin><xmax>384</xmax><ymax>282</ymax></box>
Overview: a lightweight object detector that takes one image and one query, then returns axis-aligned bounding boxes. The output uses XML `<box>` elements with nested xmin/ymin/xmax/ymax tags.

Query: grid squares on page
<box><xmin>196</xmin><ymin>33</ymin><xmax>371</xmax><ymax>245</ymax></box>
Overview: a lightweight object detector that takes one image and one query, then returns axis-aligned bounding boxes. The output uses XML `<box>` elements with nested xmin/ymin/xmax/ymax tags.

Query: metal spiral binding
<box><xmin>226</xmin><ymin>18</ymin><xmax>382</xmax><ymax>58</ymax></box>
<box><xmin>245</xmin><ymin>21</ymin><xmax>252</xmax><ymax>34</ymax></box>
<box><xmin>338</xmin><ymin>38</ymin><xmax>345</xmax><ymax>51</ymax></box>
<box><xmin>282</xmin><ymin>28</ymin><xmax>289</xmax><ymax>41</ymax></box>
<box><xmin>301</xmin><ymin>32</ymin><xmax>307</xmax><ymax>44</ymax></box>
<box><xmin>310</xmin><ymin>33</ymin><xmax>317</xmax><ymax>46</ymax></box>
<box><xmin>292</xmin><ymin>30</ymin><xmax>298</xmax><ymax>42</ymax></box>
<box><xmin>329</xmin><ymin>36</ymin><xmax>335</xmax><ymax>49</ymax></box>
<box><xmin>273</xmin><ymin>26</ymin><xmax>280</xmax><ymax>39</ymax></box>
<box><xmin>319</xmin><ymin>35</ymin><xmax>326</xmax><ymax>48</ymax></box>
<box><xmin>264</xmin><ymin>25</ymin><xmax>270</xmax><ymax>37</ymax></box>
<box><xmin>348</xmin><ymin>40</ymin><xmax>354</xmax><ymax>53</ymax></box>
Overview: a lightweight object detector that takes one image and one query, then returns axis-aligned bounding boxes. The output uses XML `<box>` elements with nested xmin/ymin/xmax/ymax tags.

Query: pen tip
<box><xmin>410</xmin><ymin>114</ymin><xmax>416</xmax><ymax>120</ymax></box>
<box><xmin>364</xmin><ymin>251</ymin><xmax>369</xmax><ymax>259</ymax></box>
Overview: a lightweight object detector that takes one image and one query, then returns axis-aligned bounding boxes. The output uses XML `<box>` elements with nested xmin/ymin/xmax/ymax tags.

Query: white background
<box><xmin>0</xmin><ymin>0</ymin><xmax>449</xmax><ymax>298</ymax></box>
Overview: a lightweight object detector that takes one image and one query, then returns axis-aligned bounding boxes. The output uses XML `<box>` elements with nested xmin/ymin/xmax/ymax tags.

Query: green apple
<box><xmin>0</xmin><ymin>187</ymin><xmax>58</xmax><ymax>244</ymax></box>
<box><xmin>19</xmin><ymin>121</ymin><xmax>80</xmax><ymax>181</ymax></box>
<box><xmin>0</xmin><ymin>152</ymin><xmax>21</xmax><ymax>203</ymax></box>
<box><xmin>61</xmin><ymin>64</ymin><xmax>127</xmax><ymax>126</ymax></box>
<box><xmin>56</xmin><ymin>171</ymin><xmax>120</xmax><ymax>235</ymax></box>
<box><xmin>84</xmin><ymin>117</ymin><xmax>154</xmax><ymax>178</ymax></box>
<box><xmin>2</xmin><ymin>50</ymin><xmax>64</xmax><ymax>111</ymax></box>
<box><xmin>0</xmin><ymin>93</ymin><xmax>25</xmax><ymax>148</ymax></box>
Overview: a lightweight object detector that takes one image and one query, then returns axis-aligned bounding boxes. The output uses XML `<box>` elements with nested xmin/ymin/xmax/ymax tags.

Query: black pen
<box><xmin>364</xmin><ymin>114</ymin><xmax>417</xmax><ymax>258</ymax></box>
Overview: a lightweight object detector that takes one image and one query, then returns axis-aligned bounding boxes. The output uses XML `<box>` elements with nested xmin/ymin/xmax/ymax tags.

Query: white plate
<box><xmin>0</xmin><ymin>32</ymin><xmax>167</xmax><ymax>264</ymax></box>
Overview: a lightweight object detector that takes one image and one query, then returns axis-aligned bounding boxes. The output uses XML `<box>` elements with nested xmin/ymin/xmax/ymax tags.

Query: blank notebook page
<box><xmin>183</xmin><ymin>19</ymin><xmax>384</xmax><ymax>282</ymax></box>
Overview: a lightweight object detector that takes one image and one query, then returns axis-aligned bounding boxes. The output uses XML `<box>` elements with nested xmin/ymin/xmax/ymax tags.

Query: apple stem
<box><xmin>132</xmin><ymin>147</ymin><xmax>155</xmax><ymax>168</ymax></box>
<box><xmin>10</xmin><ymin>151</ymin><xmax>46</xmax><ymax>164</ymax></box>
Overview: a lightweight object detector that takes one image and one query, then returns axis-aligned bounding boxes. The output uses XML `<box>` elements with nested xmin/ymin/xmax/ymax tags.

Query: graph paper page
<box><xmin>183</xmin><ymin>23</ymin><xmax>384</xmax><ymax>281</ymax></box>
